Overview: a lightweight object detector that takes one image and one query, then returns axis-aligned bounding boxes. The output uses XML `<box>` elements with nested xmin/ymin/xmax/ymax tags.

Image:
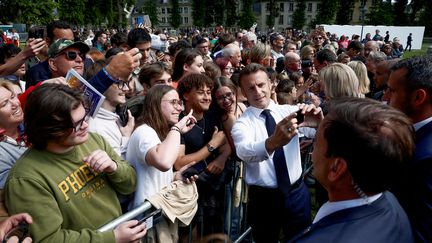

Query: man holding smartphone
<box><xmin>232</xmin><ymin>63</ymin><xmax>323</xmax><ymax>243</ymax></box>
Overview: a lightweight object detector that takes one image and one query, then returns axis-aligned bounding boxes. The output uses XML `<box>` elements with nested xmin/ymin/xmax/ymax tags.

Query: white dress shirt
<box><xmin>231</xmin><ymin>100</ymin><xmax>302</xmax><ymax>188</ymax></box>
<box><xmin>413</xmin><ymin>116</ymin><xmax>432</xmax><ymax>131</ymax></box>
<box><xmin>313</xmin><ymin>193</ymin><xmax>382</xmax><ymax>223</ymax></box>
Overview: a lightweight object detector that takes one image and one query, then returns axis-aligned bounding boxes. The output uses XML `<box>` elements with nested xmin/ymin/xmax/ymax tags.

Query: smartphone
<box><xmin>3</xmin><ymin>222</ymin><xmax>29</xmax><ymax>242</ymax></box>
<box><xmin>182</xmin><ymin>160</ymin><xmax>207</xmax><ymax>179</ymax></box>
<box><xmin>28</xmin><ymin>27</ymin><xmax>45</xmax><ymax>39</ymax></box>
<box><xmin>137</xmin><ymin>209</ymin><xmax>162</xmax><ymax>229</ymax></box>
<box><xmin>116</xmin><ymin>105</ymin><xmax>129</xmax><ymax>127</ymax></box>
<box><xmin>296</xmin><ymin>110</ymin><xmax>305</xmax><ymax>124</ymax></box>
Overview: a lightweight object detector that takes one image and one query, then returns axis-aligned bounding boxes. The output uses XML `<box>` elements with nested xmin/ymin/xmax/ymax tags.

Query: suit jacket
<box><xmin>289</xmin><ymin>192</ymin><xmax>414</xmax><ymax>243</ymax></box>
<box><xmin>398</xmin><ymin>120</ymin><xmax>432</xmax><ymax>242</ymax></box>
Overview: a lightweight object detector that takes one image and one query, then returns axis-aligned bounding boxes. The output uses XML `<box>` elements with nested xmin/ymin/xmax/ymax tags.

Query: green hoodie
<box><xmin>5</xmin><ymin>133</ymin><xmax>136</xmax><ymax>243</ymax></box>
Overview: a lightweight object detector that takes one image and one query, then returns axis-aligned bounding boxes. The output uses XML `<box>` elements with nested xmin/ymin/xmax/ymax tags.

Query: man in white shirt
<box><xmin>290</xmin><ymin>97</ymin><xmax>414</xmax><ymax>243</ymax></box>
<box><xmin>231</xmin><ymin>63</ymin><xmax>323</xmax><ymax>242</ymax></box>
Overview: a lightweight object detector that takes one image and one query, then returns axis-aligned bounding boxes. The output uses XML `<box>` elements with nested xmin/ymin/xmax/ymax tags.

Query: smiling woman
<box><xmin>0</xmin><ymin>80</ymin><xmax>28</xmax><ymax>218</ymax></box>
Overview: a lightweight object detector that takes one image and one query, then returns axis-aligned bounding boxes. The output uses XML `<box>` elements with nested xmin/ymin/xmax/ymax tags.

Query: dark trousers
<box><xmin>247</xmin><ymin>182</ymin><xmax>311</xmax><ymax>243</ymax></box>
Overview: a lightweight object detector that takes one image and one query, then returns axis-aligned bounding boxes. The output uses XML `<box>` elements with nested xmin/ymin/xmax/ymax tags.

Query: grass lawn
<box><xmin>403</xmin><ymin>42</ymin><xmax>431</xmax><ymax>58</ymax></box>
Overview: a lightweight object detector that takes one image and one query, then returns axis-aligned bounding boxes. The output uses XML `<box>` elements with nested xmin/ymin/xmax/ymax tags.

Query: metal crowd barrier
<box><xmin>98</xmin><ymin>201</ymin><xmax>152</xmax><ymax>232</ymax></box>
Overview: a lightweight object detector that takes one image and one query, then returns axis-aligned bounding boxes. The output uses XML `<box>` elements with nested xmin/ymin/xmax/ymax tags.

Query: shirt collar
<box><xmin>413</xmin><ymin>116</ymin><xmax>432</xmax><ymax>131</ymax></box>
<box><xmin>313</xmin><ymin>193</ymin><xmax>382</xmax><ymax>224</ymax></box>
<box><xmin>249</xmin><ymin>100</ymin><xmax>276</xmax><ymax>118</ymax></box>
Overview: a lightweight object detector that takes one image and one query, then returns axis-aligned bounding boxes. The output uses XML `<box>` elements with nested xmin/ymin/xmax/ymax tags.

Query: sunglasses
<box><xmin>314</xmin><ymin>37</ymin><xmax>323</xmax><ymax>40</ymax></box>
<box><xmin>59</xmin><ymin>51</ymin><xmax>85</xmax><ymax>61</ymax></box>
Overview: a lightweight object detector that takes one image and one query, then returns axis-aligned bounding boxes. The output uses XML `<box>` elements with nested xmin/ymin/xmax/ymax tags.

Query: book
<box><xmin>65</xmin><ymin>68</ymin><xmax>105</xmax><ymax>118</ymax></box>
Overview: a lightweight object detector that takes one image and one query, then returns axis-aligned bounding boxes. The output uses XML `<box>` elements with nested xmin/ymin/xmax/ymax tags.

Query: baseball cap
<box><xmin>48</xmin><ymin>38</ymin><xmax>90</xmax><ymax>58</ymax></box>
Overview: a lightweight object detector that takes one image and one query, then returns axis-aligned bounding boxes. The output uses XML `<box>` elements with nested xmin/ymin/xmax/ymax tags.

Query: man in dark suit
<box><xmin>387</xmin><ymin>56</ymin><xmax>432</xmax><ymax>242</ymax></box>
<box><xmin>290</xmin><ymin>98</ymin><xmax>415</xmax><ymax>243</ymax></box>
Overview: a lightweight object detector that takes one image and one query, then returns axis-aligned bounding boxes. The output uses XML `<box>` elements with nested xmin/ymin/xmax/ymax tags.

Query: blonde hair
<box><xmin>348</xmin><ymin>61</ymin><xmax>370</xmax><ymax>95</ymax></box>
<box><xmin>249</xmin><ymin>43</ymin><xmax>271</xmax><ymax>64</ymax></box>
<box><xmin>0</xmin><ymin>79</ymin><xmax>14</xmax><ymax>93</ymax></box>
<box><xmin>300</xmin><ymin>45</ymin><xmax>316</xmax><ymax>60</ymax></box>
<box><xmin>319</xmin><ymin>63</ymin><xmax>363</xmax><ymax>100</ymax></box>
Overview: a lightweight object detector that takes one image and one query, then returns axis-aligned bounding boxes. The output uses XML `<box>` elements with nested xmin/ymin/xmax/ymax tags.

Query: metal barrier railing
<box><xmin>98</xmin><ymin>201</ymin><xmax>152</xmax><ymax>232</ymax></box>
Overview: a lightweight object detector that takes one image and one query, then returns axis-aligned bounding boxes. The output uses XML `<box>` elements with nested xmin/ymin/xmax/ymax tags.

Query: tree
<box><xmin>171</xmin><ymin>0</ymin><xmax>181</xmax><ymax>28</ymax></box>
<box><xmin>264</xmin><ymin>0</ymin><xmax>281</xmax><ymax>29</ymax></box>
<box><xmin>226</xmin><ymin>0</ymin><xmax>239</xmax><ymax>27</ymax></box>
<box><xmin>366</xmin><ymin>0</ymin><xmax>394</xmax><ymax>26</ymax></box>
<box><xmin>292</xmin><ymin>0</ymin><xmax>306</xmax><ymax>30</ymax></box>
<box><xmin>142</xmin><ymin>0</ymin><xmax>159</xmax><ymax>27</ymax></box>
<box><xmin>58</xmin><ymin>0</ymin><xmax>86</xmax><ymax>26</ymax></box>
<box><xmin>191</xmin><ymin>0</ymin><xmax>206</xmax><ymax>27</ymax></box>
<box><xmin>238</xmin><ymin>0</ymin><xmax>256</xmax><ymax>29</ymax></box>
<box><xmin>335</xmin><ymin>0</ymin><xmax>355</xmax><ymax>25</ymax></box>
<box><xmin>0</xmin><ymin>0</ymin><xmax>57</xmax><ymax>25</ymax></box>
<box><xmin>393</xmin><ymin>0</ymin><xmax>408</xmax><ymax>25</ymax></box>
<box><xmin>313</xmin><ymin>0</ymin><xmax>339</xmax><ymax>26</ymax></box>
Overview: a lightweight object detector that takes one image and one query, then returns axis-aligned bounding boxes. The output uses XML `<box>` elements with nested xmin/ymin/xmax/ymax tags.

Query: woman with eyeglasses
<box><xmin>126</xmin><ymin>85</ymin><xmax>197</xmax><ymax>211</ymax></box>
<box><xmin>215</xmin><ymin>57</ymin><xmax>234</xmax><ymax>79</ymax></box>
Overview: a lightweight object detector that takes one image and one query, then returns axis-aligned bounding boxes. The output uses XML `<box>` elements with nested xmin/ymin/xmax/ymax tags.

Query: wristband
<box><xmin>170</xmin><ymin>126</ymin><xmax>181</xmax><ymax>133</ymax></box>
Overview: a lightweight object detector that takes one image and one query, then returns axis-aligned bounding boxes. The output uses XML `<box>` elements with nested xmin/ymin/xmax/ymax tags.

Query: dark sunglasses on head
<box><xmin>60</xmin><ymin>51</ymin><xmax>85</xmax><ymax>61</ymax></box>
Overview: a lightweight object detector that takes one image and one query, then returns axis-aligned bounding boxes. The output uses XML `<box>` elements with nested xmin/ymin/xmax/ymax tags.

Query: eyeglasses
<box><xmin>314</xmin><ymin>37</ymin><xmax>323</xmax><ymax>40</ymax></box>
<box><xmin>72</xmin><ymin>113</ymin><xmax>90</xmax><ymax>132</ymax></box>
<box><xmin>59</xmin><ymin>51</ymin><xmax>85</xmax><ymax>61</ymax></box>
<box><xmin>216</xmin><ymin>92</ymin><xmax>234</xmax><ymax>102</ymax></box>
<box><xmin>116</xmin><ymin>80</ymin><xmax>132</xmax><ymax>89</ymax></box>
<box><xmin>162</xmin><ymin>99</ymin><xmax>183</xmax><ymax>107</ymax></box>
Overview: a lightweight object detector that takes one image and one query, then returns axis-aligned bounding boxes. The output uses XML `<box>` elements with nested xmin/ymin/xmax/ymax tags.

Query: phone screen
<box><xmin>296</xmin><ymin>110</ymin><xmax>305</xmax><ymax>124</ymax></box>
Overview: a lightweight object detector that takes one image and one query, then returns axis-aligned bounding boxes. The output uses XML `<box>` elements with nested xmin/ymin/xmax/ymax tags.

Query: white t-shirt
<box><xmin>126</xmin><ymin>124</ymin><xmax>173</xmax><ymax>209</ymax></box>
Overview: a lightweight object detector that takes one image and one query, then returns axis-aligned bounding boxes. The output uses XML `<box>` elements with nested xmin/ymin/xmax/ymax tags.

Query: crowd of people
<box><xmin>0</xmin><ymin>20</ymin><xmax>431</xmax><ymax>243</ymax></box>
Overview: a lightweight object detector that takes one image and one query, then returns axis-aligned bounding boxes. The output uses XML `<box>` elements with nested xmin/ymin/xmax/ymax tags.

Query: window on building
<box><xmin>280</xmin><ymin>3</ymin><xmax>284</xmax><ymax>11</ymax></box>
<box><xmin>307</xmin><ymin>3</ymin><xmax>312</xmax><ymax>12</ymax></box>
<box><xmin>184</xmin><ymin>7</ymin><xmax>188</xmax><ymax>13</ymax></box>
<box><xmin>167</xmin><ymin>8</ymin><xmax>171</xmax><ymax>13</ymax></box>
<box><xmin>289</xmin><ymin>2</ymin><xmax>294</xmax><ymax>11</ymax></box>
<box><xmin>317</xmin><ymin>3</ymin><xmax>321</xmax><ymax>12</ymax></box>
<box><xmin>179</xmin><ymin>7</ymin><xmax>183</xmax><ymax>13</ymax></box>
<box><xmin>161</xmin><ymin>17</ymin><xmax>166</xmax><ymax>23</ymax></box>
<box><xmin>287</xmin><ymin>16</ymin><xmax>292</xmax><ymax>24</ymax></box>
<box><xmin>162</xmin><ymin>8</ymin><xmax>165</xmax><ymax>14</ymax></box>
<box><xmin>279</xmin><ymin>15</ymin><xmax>284</xmax><ymax>25</ymax></box>
<box><xmin>184</xmin><ymin>17</ymin><xmax>189</xmax><ymax>24</ymax></box>
<box><xmin>266</xmin><ymin>3</ymin><xmax>271</xmax><ymax>12</ymax></box>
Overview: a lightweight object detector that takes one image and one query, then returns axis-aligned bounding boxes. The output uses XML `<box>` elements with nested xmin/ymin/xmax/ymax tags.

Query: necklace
<box><xmin>195</xmin><ymin>116</ymin><xmax>205</xmax><ymax>134</ymax></box>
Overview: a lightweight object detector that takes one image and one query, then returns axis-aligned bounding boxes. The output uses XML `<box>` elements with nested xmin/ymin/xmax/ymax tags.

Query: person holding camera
<box><xmin>232</xmin><ymin>64</ymin><xmax>323</xmax><ymax>243</ymax></box>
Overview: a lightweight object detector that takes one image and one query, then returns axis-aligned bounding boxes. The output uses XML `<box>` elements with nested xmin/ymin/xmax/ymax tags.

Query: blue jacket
<box><xmin>289</xmin><ymin>192</ymin><xmax>414</xmax><ymax>243</ymax></box>
<box><xmin>397</xmin><ymin>120</ymin><xmax>432</xmax><ymax>242</ymax></box>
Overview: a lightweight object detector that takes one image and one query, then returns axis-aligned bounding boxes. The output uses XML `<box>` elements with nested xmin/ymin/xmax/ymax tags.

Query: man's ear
<box><xmin>48</xmin><ymin>58</ymin><xmax>57</xmax><ymax>72</ymax></box>
<box><xmin>328</xmin><ymin>158</ymin><xmax>348</xmax><ymax>182</ymax></box>
<box><xmin>412</xmin><ymin>89</ymin><xmax>428</xmax><ymax>106</ymax></box>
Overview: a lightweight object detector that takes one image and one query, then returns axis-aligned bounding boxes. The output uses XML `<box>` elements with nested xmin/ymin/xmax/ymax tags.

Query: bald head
<box><xmin>374</xmin><ymin>59</ymin><xmax>399</xmax><ymax>88</ymax></box>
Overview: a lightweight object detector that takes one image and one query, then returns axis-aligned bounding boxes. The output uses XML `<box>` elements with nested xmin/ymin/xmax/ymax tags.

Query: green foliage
<box><xmin>142</xmin><ymin>0</ymin><xmax>159</xmax><ymax>26</ymax></box>
<box><xmin>0</xmin><ymin>0</ymin><xmax>58</xmax><ymax>25</ymax></box>
<box><xmin>265</xmin><ymin>0</ymin><xmax>280</xmax><ymax>28</ymax></box>
<box><xmin>238</xmin><ymin>0</ymin><xmax>256</xmax><ymax>29</ymax></box>
<box><xmin>314</xmin><ymin>0</ymin><xmax>339</xmax><ymax>25</ymax></box>
<box><xmin>417</xmin><ymin>5</ymin><xmax>432</xmax><ymax>36</ymax></box>
<box><xmin>292</xmin><ymin>0</ymin><xmax>306</xmax><ymax>30</ymax></box>
<box><xmin>171</xmin><ymin>0</ymin><xmax>181</xmax><ymax>28</ymax></box>
<box><xmin>366</xmin><ymin>0</ymin><xmax>394</xmax><ymax>25</ymax></box>
<box><xmin>393</xmin><ymin>0</ymin><xmax>408</xmax><ymax>25</ymax></box>
<box><xmin>335</xmin><ymin>0</ymin><xmax>355</xmax><ymax>25</ymax></box>
<box><xmin>58</xmin><ymin>0</ymin><xmax>86</xmax><ymax>25</ymax></box>
<box><xmin>226</xmin><ymin>0</ymin><xmax>239</xmax><ymax>27</ymax></box>
<box><xmin>191</xmin><ymin>0</ymin><xmax>206</xmax><ymax>27</ymax></box>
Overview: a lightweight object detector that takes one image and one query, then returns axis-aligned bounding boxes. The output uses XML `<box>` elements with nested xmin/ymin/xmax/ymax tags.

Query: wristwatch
<box><xmin>207</xmin><ymin>143</ymin><xmax>216</xmax><ymax>153</ymax></box>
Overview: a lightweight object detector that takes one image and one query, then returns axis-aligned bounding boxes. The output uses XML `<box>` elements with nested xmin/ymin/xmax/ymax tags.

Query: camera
<box><xmin>301</xmin><ymin>59</ymin><xmax>313</xmax><ymax>68</ymax></box>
